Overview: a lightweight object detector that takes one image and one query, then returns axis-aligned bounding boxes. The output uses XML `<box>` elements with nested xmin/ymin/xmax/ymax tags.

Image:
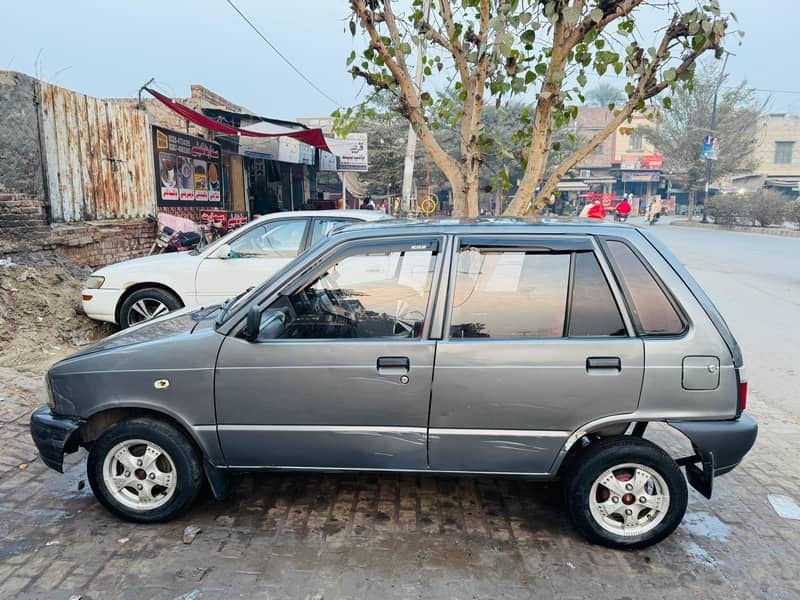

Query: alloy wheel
<box><xmin>102</xmin><ymin>439</ymin><xmax>177</xmax><ymax>511</ymax></box>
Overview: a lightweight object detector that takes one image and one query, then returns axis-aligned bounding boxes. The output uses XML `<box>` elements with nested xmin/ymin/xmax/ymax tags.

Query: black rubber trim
<box><xmin>29</xmin><ymin>406</ymin><xmax>82</xmax><ymax>473</ymax></box>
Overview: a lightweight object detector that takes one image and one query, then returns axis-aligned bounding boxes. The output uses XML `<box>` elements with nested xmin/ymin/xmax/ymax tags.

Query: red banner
<box><xmin>145</xmin><ymin>88</ymin><xmax>331</xmax><ymax>153</ymax></box>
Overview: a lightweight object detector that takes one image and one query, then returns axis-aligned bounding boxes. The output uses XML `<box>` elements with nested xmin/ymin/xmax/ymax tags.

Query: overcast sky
<box><xmin>1</xmin><ymin>0</ymin><xmax>798</xmax><ymax>121</ymax></box>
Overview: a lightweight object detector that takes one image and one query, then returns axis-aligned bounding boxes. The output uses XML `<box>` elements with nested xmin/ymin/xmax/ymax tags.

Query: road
<box><xmin>0</xmin><ymin>222</ymin><xmax>799</xmax><ymax>599</ymax></box>
<box><xmin>647</xmin><ymin>218</ymin><xmax>800</xmax><ymax>417</ymax></box>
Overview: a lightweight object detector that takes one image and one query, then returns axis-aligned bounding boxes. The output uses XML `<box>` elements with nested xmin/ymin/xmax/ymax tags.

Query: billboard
<box><xmin>327</xmin><ymin>133</ymin><xmax>368</xmax><ymax>172</ymax></box>
<box><xmin>152</xmin><ymin>126</ymin><xmax>222</xmax><ymax>207</ymax></box>
<box><xmin>620</xmin><ymin>154</ymin><xmax>663</xmax><ymax>170</ymax></box>
<box><xmin>701</xmin><ymin>135</ymin><xmax>720</xmax><ymax>160</ymax></box>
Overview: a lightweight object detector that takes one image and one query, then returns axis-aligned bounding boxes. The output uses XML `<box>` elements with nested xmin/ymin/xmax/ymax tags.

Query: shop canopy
<box><xmin>145</xmin><ymin>88</ymin><xmax>331</xmax><ymax>153</ymax></box>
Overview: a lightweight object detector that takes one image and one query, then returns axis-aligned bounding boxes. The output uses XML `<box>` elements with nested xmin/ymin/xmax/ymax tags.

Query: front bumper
<box><xmin>80</xmin><ymin>287</ymin><xmax>122</xmax><ymax>324</ymax></box>
<box><xmin>29</xmin><ymin>407</ymin><xmax>83</xmax><ymax>473</ymax></box>
<box><xmin>668</xmin><ymin>413</ymin><xmax>758</xmax><ymax>498</ymax></box>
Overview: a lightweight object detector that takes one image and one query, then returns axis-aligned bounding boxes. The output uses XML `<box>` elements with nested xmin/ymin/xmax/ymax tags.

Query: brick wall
<box><xmin>50</xmin><ymin>220</ymin><xmax>156</xmax><ymax>269</ymax></box>
<box><xmin>0</xmin><ymin>193</ymin><xmax>49</xmax><ymax>244</ymax></box>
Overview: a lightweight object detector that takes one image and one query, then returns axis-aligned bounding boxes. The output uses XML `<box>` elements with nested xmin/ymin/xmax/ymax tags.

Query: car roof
<box><xmin>255</xmin><ymin>209</ymin><xmax>391</xmax><ymax>223</ymax></box>
<box><xmin>331</xmin><ymin>216</ymin><xmax>645</xmax><ymax>239</ymax></box>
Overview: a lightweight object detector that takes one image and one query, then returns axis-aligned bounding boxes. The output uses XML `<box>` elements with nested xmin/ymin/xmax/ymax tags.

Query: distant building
<box><xmin>727</xmin><ymin>113</ymin><xmax>800</xmax><ymax>196</ymax></box>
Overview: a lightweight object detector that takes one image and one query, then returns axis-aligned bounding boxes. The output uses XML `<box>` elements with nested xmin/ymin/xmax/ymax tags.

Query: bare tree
<box><xmin>341</xmin><ymin>0</ymin><xmax>737</xmax><ymax>217</ymax></box>
<box><xmin>642</xmin><ymin>62</ymin><xmax>762</xmax><ymax>220</ymax></box>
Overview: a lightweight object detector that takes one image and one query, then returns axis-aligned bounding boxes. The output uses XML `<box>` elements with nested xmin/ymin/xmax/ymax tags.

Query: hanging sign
<box><xmin>152</xmin><ymin>126</ymin><xmax>223</xmax><ymax>207</ymax></box>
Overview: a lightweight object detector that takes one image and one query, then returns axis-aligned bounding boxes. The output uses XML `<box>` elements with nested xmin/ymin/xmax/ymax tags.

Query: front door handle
<box><xmin>377</xmin><ymin>356</ymin><xmax>410</xmax><ymax>372</ymax></box>
<box><xmin>586</xmin><ymin>356</ymin><xmax>621</xmax><ymax>371</ymax></box>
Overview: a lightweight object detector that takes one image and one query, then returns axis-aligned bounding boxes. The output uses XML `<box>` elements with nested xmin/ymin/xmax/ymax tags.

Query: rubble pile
<box><xmin>0</xmin><ymin>251</ymin><xmax>113</xmax><ymax>373</ymax></box>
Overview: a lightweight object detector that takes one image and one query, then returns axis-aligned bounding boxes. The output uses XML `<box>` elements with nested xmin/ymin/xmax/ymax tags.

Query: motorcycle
<box><xmin>614</xmin><ymin>211</ymin><xmax>629</xmax><ymax>223</ymax></box>
<box><xmin>148</xmin><ymin>213</ymin><xmax>203</xmax><ymax>255</ymax></box>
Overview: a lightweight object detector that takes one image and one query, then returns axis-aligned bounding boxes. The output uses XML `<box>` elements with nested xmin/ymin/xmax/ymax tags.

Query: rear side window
<box><xmin>605</xmin><ymin>240</ymin><xmax>684</xmax><ymax>335</ymax></box>
<box><xmin>450</xmin><ymin>250</ymin><xmax>569</xmax><ymax>338</ymax></box>
<box><xmin>448</xmin><ymin>246</ymin><xmax>626</xmax><ymax>339</ymax></box>
<box><xmin>569</xmin><ymin>253</ymin><xmax>626</xmax><ymax>337</ymax></box>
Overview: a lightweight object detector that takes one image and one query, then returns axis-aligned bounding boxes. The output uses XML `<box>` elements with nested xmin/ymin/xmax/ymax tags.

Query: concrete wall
<box><xmin>753</xmin><ymin>114</ymin><xmax>800</xmax><ymax>177</ymax></box>
<box><xmin>0</xmin><ymin>71</ymin><xmax>45</xmax><ymax>199</ymax></box>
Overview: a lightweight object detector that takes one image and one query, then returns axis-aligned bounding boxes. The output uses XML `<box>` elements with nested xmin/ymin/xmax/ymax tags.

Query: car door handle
<box><xmin>586</xmin><ymin>357</ymin><xmax>621</xmax><ymax>371</ymax></box>
<box><xmin>377</xmin><ymin>356</ymin><xmax>410</xmax><ymax>372</ymax></box>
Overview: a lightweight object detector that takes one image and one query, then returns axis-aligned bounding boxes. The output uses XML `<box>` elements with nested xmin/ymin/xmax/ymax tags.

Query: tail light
<box><xmin>738</xmin><ymin>381</ymin><xmax>748</xmax><ymax>413</ymax></box>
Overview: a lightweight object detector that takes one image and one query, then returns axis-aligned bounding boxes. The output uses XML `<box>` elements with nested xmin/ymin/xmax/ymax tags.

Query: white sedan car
<box><xmin>82</xmin><ymin>209</ymin><xmax>391</xmax><ymax>328</ymax></box>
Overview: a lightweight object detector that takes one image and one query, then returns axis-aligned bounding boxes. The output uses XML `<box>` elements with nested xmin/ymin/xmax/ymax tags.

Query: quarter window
<box><xmin>605</xmin><ymin>240</ymin><xmax>684</xmax><ymax>335</ymax></box>
<box><xmin>256</xmin><ymin>244</ymin><xmax>437</xmax><ymax>340</ymax></box>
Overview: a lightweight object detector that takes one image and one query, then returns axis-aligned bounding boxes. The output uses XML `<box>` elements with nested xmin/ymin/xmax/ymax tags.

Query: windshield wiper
<box><xmin>215</xmin><ymin>287</ymin><xmax>254</xmax><ymax>325</ymax></box>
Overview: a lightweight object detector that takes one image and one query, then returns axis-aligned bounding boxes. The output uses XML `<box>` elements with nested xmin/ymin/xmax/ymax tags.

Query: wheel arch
<box><xmin>115</xmin><ymin>282</ymin><xmax>186</xmax><ymax>324</ymax></box>
<box><xmin>77</xmin><ymin>404</ymin><xmax>223</xmax><ymax>468</ymax></box>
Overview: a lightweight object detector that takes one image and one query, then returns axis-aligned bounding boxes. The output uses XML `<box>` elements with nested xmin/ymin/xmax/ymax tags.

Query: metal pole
<box><xmin>341</xmin><ymin>173</ymin><xmax>347</xmax><ymax>209</ymax></box>
<box><xmin>400</xmin><ymin>0</ymin><xmax>431</xmax><ymax>215</ymax></box>
<box><xmin>702</xmin><ymin>52</ymin><xmax>730</xmax><ymax>223</ymax></box>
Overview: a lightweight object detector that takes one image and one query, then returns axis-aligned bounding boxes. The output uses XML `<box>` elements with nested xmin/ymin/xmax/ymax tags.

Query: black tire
<box><xmin>118</xmin><ymin>287</ymin><xmax>182</xmax><ymax>329</ymax></box>
<box><xmin>564</xmin><ymin>437</ymin><xmax>688</xmax><ymax>549</ymax></box>
<box><xmin>87</xmin><ymin>418</ymin><xmax>203</xmax><ymax>523</ymax></box>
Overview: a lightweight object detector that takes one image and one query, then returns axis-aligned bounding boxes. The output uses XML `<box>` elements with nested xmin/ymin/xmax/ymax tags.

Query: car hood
<box><xmin>92</xmin><ymin>251</ymin><xmax>201</xmax><ymax>278</ymax></box>
<box><xmin>62</xmin><ymin>305</ymin><xmax>220</xmax><ymax>361</ymax></box>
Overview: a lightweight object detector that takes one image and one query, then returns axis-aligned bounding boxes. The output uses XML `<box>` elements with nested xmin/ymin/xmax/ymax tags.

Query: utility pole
<box><xmin>400</xmin><ymin>0</ymin><xmax>431</xmax><ymax>215</ymax></box>
<box><xmin>702</xmin><ymin>52</ymin><xmax>731</xmax><ymax>223</ymax></box>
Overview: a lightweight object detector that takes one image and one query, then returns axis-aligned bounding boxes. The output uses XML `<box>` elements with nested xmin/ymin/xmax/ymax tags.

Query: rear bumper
<box><xmin>668</xmin><ymin>414</ymin><xmax>758</xmax><ymax>497</ymax></box>
<box><xmin>29</xmin><ymin>407</ymin><xmax>83</xmax><ymax>473</ymax></box>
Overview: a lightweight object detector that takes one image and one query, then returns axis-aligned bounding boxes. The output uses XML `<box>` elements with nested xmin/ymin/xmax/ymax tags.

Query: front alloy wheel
<box><xmin>88</xmin><ymin>418</ymin><xmax>203</xmax><ymax>523</ymax></box>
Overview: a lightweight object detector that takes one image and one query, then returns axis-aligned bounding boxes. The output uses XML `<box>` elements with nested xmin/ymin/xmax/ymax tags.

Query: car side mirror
<box><xmin>210</xmin><ymin>244</ymin><xmax>231</xmax><ymax>259</ymax></box>
<box><xmin>243</xmin><ymin>305</ymin><xmax>260</xmax><ymax>342</ymax></box>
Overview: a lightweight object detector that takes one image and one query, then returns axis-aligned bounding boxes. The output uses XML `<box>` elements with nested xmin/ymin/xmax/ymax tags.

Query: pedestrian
<box><xmin>586</xmin><ymin>199</ymin><xmax>606</xmax><ymax>220</ymax></box>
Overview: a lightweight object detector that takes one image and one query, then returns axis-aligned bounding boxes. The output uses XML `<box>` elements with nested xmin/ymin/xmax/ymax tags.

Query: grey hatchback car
<box><xmin>31</xmin><ymin>219</ymin><xmax>757</xmax><ymax>548</ymax></box>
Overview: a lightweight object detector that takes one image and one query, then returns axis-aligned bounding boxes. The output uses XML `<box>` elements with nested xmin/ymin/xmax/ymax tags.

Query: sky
<box><xmin>1</xmin><ymin>0</ymin><xmax>798</xmax><ymax>122</ymax></box>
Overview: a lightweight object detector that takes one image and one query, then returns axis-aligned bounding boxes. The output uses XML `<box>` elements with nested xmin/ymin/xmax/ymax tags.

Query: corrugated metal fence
<box><xmin>38</xmin><ymin>82</ymin><xmax>155</xmax><ymax>222</ymax></box>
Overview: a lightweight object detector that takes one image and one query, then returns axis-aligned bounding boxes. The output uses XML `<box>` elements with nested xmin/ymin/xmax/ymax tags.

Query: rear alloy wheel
<box><xmin>119</xmin><ymin>287</ymin><xmax>181</xmax><ymax>329</ymax></box>
<box><xmin>565</xmin><ymin>437</ymin><xmax>688</xmax><ymax>549</ymax></box>
<box><xmin>87</xmin><ymin>419</ymin><xmax>202</xmax><ymax>523</ymax></box>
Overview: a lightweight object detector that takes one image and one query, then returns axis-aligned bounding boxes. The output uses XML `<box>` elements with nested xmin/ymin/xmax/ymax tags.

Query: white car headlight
<box><xmin>85</xmin><ymin>275</ymin><xmax>105</xmax><ymax>289</ymax></box>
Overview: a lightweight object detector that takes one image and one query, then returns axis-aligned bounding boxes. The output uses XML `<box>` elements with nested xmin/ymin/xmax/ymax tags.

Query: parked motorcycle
<box><xmin>148</xmin><ymin>213</ymin><xmax>203</xmax><ymax>255</ymax></box>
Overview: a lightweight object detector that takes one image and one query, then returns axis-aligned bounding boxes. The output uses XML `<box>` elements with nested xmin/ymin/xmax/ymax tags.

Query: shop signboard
<box><xmin>327</xmin><ymin>133</ymin><xmax>368</xmax><ymax>172</ymax></box>
<box><xmin>621</xmin><ymin>172</ymin><xmax>661</xmax><ymax>182</ymax></box>
<box><xmin>620</xmin><ymin>154</ymin><xmax>663</xmax><ymax>170</ymax></box>
<box><xmin>152</xmin><ymin>126</ymin><xmax>222</xmax><ymax>207</ymax></box>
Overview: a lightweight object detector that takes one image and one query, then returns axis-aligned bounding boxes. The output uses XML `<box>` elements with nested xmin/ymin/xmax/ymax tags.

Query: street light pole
<box><xmin>702</xmin><ymin>52</ymin><xmax>731</xmax><ymax>223</ymax></box>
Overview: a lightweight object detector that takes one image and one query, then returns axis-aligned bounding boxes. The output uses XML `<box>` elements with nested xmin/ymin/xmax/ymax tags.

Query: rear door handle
<box><xmin>377</xmin><ymin>356</ymin><xmax>410</xmax><ymax>372</ymax></box>
<box><xmin>586</xmin><ymin>356</ymin><xmax>621</xmax><ymax>371</ymax></box>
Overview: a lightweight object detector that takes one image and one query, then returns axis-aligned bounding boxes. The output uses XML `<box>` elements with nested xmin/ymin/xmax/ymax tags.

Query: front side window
<box><xmin>228</xmin><ymin>219</ymin><xmax>307</xmax><ymax>259</ymax></box>
<box><xmin>450</xmin><ymin>249</ymin><xmax>570</xmax><ymax>338</ymax></box>
<box><xmin>254</xmin><ymin>243</ymin><xmax>437</xmax><ymax>340</ymax></box>
<box><xmin>629</xmin><ymin>133</ymin><xmax>643</xmax><ymax>150</ymax></box>
<box><xmin>605</xmin><ymin>240</ymin><xmax>684</xmax><ymax>335</ymax></box>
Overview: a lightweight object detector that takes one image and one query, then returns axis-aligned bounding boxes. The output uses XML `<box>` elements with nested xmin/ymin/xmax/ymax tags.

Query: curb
<box><xmin>669</xmin><ymin>220</ymin><xmax>800</xmax><ymax>238</ymax></box>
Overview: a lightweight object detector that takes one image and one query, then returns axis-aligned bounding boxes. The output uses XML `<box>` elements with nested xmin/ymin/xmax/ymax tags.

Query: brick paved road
<box><xmin>2</xmin><ymin>224</ymin><xmax>800</xmax><ymax>599</ymax></box>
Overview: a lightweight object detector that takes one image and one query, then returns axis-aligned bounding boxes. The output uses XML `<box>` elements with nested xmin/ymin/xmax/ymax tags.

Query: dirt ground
<box><xmin>0</xmin><ymin>250</ymin><xmax>114</xmax><ymax>376</ymax></box>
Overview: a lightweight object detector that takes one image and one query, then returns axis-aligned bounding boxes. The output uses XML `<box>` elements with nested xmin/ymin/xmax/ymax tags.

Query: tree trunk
<box><xmin>451</xmin><ymin>168</ymin><xmax>479</xmax><ymax>217</ymax></box>
<box><xmin>687</xmin><ymin>190</ymin><xmax>696</xmax><ymax>221</ymax></box>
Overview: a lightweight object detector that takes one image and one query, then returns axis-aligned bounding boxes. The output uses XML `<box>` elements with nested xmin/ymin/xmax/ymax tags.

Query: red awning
<box><xmin>145</xmin><ymin>88</ymin><xmax>331</xmax><ymax>153</ymax></box>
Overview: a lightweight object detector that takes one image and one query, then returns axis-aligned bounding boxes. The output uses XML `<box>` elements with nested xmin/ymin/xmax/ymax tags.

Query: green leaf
<box><xmin>663</xmin><ymin>96</ymin><xmax>672</xmax><ymax>110</ymax></box>
<box><xmin>663</xmin><ymin>68</ymin><xmax>677</xmax><ymax>82</ymax></box>
<box><xmin>590</xmin><ymin>8</ymin><xmax>603</xmax><ymax>23</ymax></box>
<box><xmin>521</xmin><ymin>29</ymin><xmax>536</xmax><ymax>44</ymax></box>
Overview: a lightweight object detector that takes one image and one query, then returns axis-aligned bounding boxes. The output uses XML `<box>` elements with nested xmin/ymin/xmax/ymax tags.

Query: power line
<box><xmin>224</xmin><ymin>0</ymin><xmax>341</xmax><ymax>107</ymax></box>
